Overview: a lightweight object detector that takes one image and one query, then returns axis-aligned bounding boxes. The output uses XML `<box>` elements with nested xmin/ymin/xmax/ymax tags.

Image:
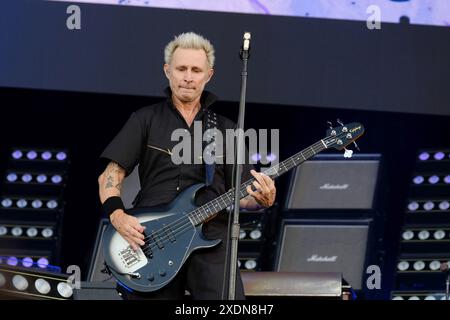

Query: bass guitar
<box><xmin>102</xmin><ymin>121</ymin><xmax>364</xmax><ymax>292</ymax></box>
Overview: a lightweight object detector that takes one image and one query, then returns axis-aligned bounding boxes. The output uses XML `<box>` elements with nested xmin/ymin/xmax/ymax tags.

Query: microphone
<box><xmin>240</xmin><ymin>32</ymin><xmax>251</xmax><ymax>60</ymax></box>
<box><xmin>243</xmin><ymin>32</ymin><xmax>251</xmax><ymax>51</ymax></box>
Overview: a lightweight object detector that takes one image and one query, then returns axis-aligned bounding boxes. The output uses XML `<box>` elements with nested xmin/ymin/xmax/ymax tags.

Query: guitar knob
<box><xmin>147</xmin><ymin>273</ymin><xmax>155</xmax><ymax>282</ymax></box>
<box><xmin>159</xmin><ymin>269</ymin><xmax>166</xmax><ymax>277</ymax></box>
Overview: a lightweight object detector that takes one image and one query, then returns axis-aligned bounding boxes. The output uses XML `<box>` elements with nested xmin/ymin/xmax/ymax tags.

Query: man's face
<box><xmin>164</xmin><ymin>48</ymin><xmax>214</xmax><ymax>104</ymax></box>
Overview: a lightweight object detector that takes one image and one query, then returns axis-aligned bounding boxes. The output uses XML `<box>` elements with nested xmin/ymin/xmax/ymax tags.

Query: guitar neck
<box><xmin>188</xmin><ymin>139</ymin><xmax>328</xmax><ymax>225</ymax></box>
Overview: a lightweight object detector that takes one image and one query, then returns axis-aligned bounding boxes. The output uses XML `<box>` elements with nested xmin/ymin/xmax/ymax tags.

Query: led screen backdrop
<box><xmin>1</xmin><ymin>1</ymin><xmax>450</xmax><ymax>116</ymax></box>
<box><xmin>52</xmin><ymin>0</ymin><xmax>450</xmax><ymax>27</ymax></box>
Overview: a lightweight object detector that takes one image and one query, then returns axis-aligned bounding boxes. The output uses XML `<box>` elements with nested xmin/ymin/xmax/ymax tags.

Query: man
<box><xmin>98</xmin><ymin>32</ymin><xmax>276</xmax><ymax>300</ymax></box>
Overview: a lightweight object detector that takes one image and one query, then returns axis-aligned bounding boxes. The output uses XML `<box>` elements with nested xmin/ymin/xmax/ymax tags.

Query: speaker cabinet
<box><xmin>275</xmin><ymin>219</ymin><xmax>372</xmax><ymax>290</ymax></box>
<box><xmin>87</xmin><ymin>218</ymin><xmax>114</xmax><ymax>283</ymax></box>
<box><xmin>285</xmin><ymin>154</ymin><xmax>380</xmax><ymax>210</ymax></box>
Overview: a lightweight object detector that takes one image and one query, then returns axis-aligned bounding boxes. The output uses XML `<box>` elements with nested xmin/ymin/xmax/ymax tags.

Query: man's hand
<box><xmin>110</xmin><ymin>209</ymin><xmax>146</xmax><ymax>251</ymax></box>
<box><xmin>245</xmin><ymin>169</ymin><xmax>276</xmax><ymax>208</ymax></box>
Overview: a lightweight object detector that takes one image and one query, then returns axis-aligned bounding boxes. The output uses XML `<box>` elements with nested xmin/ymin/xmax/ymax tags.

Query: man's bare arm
<box><xmin>98</xmin><ymin>161</ymin><xmax>126</xmax><ymax>203</ymax></box>
<box><xmin>98</xmin><ymin>161</ymin><xmax>145</xmax><ymax>250</ymax></box>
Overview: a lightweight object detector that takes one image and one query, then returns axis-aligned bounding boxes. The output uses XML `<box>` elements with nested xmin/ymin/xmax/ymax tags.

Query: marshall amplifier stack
<box><xmin>274</xmin><ymin>154</ymin><xmax>382</xmax><ymax>296</ymax></box>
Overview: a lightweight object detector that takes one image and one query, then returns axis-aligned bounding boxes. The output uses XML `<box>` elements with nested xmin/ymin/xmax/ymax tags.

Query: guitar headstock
<box><xmin>324</xmin><ymin>121</ymin><xmax>365</xmax><ymax>156</ymax></box>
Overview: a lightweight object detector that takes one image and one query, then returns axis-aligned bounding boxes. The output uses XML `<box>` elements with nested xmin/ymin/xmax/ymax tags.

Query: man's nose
<box><xmin>184</xmin><ymin>70</ymin><xmax>193</xmax><ymax>82</ymax></box>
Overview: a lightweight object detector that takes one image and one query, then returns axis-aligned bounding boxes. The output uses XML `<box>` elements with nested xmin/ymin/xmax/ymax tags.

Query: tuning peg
<box><xmin>344</xmin><ymin>148</ymin><xmax>353</xmax><ymax>158</ymax></box>
<box><xmin>352</xmin><ymin>141</ymin><xmax>360</xmax><ymax>151</ymax></box>
<box><xmin>336</xmin><ymin>119</ymin><xmax>344</xmax><ymax>126</ymax></box>
<box><xmin>327</xmin><ymin>121</ymin><xmax>333</xmax><ymax>129</ymax></box>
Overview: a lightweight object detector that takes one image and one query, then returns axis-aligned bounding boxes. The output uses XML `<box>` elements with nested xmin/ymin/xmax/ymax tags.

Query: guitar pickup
<box><xmin>151</xmin><ymin>232</ymin><xmax>165</xmax><ymax>250</ymax></box>
<box><xmin>163</xmin><ymin>226</ymin><xmax>176</xmax><ymax>243</ymax></box>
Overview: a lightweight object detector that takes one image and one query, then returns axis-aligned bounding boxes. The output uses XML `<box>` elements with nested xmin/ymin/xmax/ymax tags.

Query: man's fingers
<box><xmin>252</xmin><ymin>180</ymin><xmax>263</xmax><ymax>192</ymax></box>
<box><xmin>123</xmin><ymin>236</ymin><xmax>139</xmax><ymax>251</ymax></box>
<box><xmin>247</xmin><ymin>185</ymin><xmax>260</xmax><ymax>199</ymax></box>
<box><xmin>127</xmin><ymin>226</ymin><xmax>146</xmax><ymax>244</ymax></box>
<box><xmin>251</xmin><ymin>170</ymin><xmax>270</xmax><ymax>191</ymax></box>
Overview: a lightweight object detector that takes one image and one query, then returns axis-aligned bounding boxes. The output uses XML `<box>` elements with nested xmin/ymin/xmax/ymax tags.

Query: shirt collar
<box><xmin>164</xmin><ymin>87</ymin><xmax>218</xmax><ymax>110</ymax></box>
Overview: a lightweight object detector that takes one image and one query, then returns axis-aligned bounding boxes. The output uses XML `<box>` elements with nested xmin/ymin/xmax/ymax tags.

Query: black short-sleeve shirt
<box><xmin>100</xmin><ymin>88</ymin><xmax>254</xmax><ymax>223</ymax></box>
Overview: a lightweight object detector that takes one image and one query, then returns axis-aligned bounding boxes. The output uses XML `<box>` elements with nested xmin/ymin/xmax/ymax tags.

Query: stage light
<box><xmin>7</xmin><ymin>257</ymin><xmax>18</xmax><ymax>266</ymax></box>
<box><xmin>12</xmin><ymin>275</ymin><xmax>29</xmax><ymax>291</ymax></box>
<box><xmin>57</xmin><ymin>282</ymin><xmax>73</xmax><ymax>298</ymax></box>
<box><xmin>21</xmin><ymin>173</ymin><xmax>33</xmax><ymax>183</ymax></box>
<box><xmin>408</xmin><ymin>201</ymin><xmax>419</xmax><ymax>211</ymax></box>
<box><xmin>1</xmin><ymin>198</ymin><xmax>13</xmax><ymax>208</ymax></box>
<box><xmin>433</xmin><ymin>230</ymin><xmax>446</xmax><ymax>240</ymax></box>
<box><xmin>425</xmin><ymin>296</ymin><xmax>436</xmax><ymax>300</ymax></box>
<box><xmin>418</xmin><ymin>152</ymin><xmax>430</xmax><ymax>161</ymax></box>
<box><xmin>41</xmin><ymin>228</ymin><xmax>54</xmax><ymax>238</ymax></box>
<box><xmin>413</xmin><ymin>176</ymin><xmax>424</xmax><ymax>184</ymax></box>
<box><xmin>440</xmin><ymin>201</ymin><xmax>450</xmax><ymax>210</ymax></box>
<box><xmin>408</xmin><ymin>296</ymin><xmax>420</xmax><ymax>300</ymax></box>
<box><xmin>6</xmin><ymin>173</ymin><xmax>18</xmax><ymax>182</ymax></box>
<box><xmin>0</xmin><ymin>226</ymin><xmax>7</xmax><ymax>236</ymax></box>
<box><xmin>392</xmin><ymin>296</ymin><xmax>404</xmax><ymax>300</ymax></box>
<box><xmin>56</xmin><ymin>152</ymin><xmax>67</xmax><ymax>161</ymax></box>
<box><xmin>35</xmin><ymin>278</ymin><xmax>51</xmax><ymax>294</ymax></box>
<box><xmin>413</xmin><ymin>260</ymin><xmax>425</xmax><ymax>271</ymax></box>
<box><xmin>22</xmin><ymin>257</ymin><xmax>34</xmax><ymax>268</ymax></box>
<box><xmin>11</xmin><ymin>227</ymin><xmax>23</xmax><ymax>237</ymax></box>
<box><xmin>434</xmin><ymin>152</ymin><xmax>445</xmax><ymax>160</ymax></box>
<box><xmin>46</xmin><ymin>200</ymin><xmax>58</xmax><ymax>209</ymax></box>
<box><xmin>31</xmin><ymin>200</ymin><xmax>43</xmax><ymax>209</ymax></box>
<box><xmin>36</xmin><ymin>174</ymin><xmax>47</xmax><ymax>183</ymax></box>
<box><xmin>26</xmin><ymin>227</ymin><xmax>38</xmax><ymax>238</ymax></box>
<box><xmin>239</xmin><ymin>230</ymin><xmax>246</xmax><ymax>240</ymax></box>
<box><xmin>249</xmin><ymin>229</ymin><xmax>262</xmax><ymax>240</ymax></box>
<box><xmin>16</xmin><ymin>199</ymin><xmax>28</xmax><ymax>208</ymax></box>
<box><xmin>37</xmin><ymin>258</ymin><xmax>49</xmax><ymax>269</ymax></box>
<box><xmin>237</xmin><ymin>260</ymin><xmax>241</xmax><ymax>268</ymax></box>
<box><xmin>418</xmin><ymin>230</ymin><xmax>430</xmax><ymax>240</ymax></box>
<box><xmin>402</xmin><ymin>230</ymin><xmax>414</xmax><ymax>240</ymax></box>
<box><xmin>51</xmin><ymin>175</ymin><xmax>62</xmax><ymax>184</ymax></box>
<box><xmin>244</xmin><ymin>259</ymin><xmax>257</xmax><ymax>270</ymax></box>
<box><xmin>251</xmin><ymin>153</ymin><xmax>261</xmax><ymax>162</ymax></box>
<box><xmin>12</xmin><ymin>150</ymin><xmax>23</xmax><ymax>160</ymax></box>
<box><xmin>423</xmin><ymin>201</ymin><xmax>435</xmax><ymax>211</ymax></box>
<box><xmin>428</xmin><ymin>175</ymin><xmax>440</xmax><ymax>184</ymax></box>
<box><xmin>266</xmin><ymin>153</ymin><xmax>277</xmax><ymax>162</ymax></box>
<box><xmin>26</xmin><ymin>151</ymin><xmax>37</xmax><ymax>160</ymax></box>
<box><xmin>0</xmin><ymin>265</ymin><xmax>73</xmax><ymax>300</ymax></box>
<box><xmin>41</xmin><ymin>151</ymin><xmax>52</xmax><ymax>160</ymax></box>
<box><xmin>397</xmin><ymin>261</ymin><xmax>409</xmax><ymax>271</ymax></box>
<box><xmin>445</xmin><ymin>175</ymin><xmax>450</xmax><ymax>184</ymax></box>
<box><xmin>429</xmin><ymin>260</ymin><xmax>441</xmax><ymax>271</ymax></box>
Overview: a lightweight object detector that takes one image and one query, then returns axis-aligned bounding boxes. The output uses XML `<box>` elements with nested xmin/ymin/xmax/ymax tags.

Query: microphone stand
<box><xmin>227</xmin><ymin>32</ymin><xmax>251</xmax><ymax>300</ymax></box>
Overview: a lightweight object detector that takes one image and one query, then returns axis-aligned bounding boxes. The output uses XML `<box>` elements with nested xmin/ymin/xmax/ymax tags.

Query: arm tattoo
<box><xmin>104</xmin><ymin>162</ymin><xmax>124</xmax><ymax>192</ymax></box>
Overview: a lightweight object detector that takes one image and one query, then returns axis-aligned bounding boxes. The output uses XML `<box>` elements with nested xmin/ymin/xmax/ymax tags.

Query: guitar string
<box><xmin>138</xmin><ymin>139</ymin><xmax>332</xmax><ymax>253</ymax></box>
<box><xmin>138</xmin><ymin>134</ymin><xmax>349</xmax><ymax>254</ymax></box>
<box><xmin>140</xmin><ymin>145</ymin><xmax>325</xmax><ymax>255</ymax></box>
<box><xmin>141</xmin><ymin>139</ymin><xmax>325</xmax><ymax>245</ymax></box>
<box><xmin>138</xmin><ymin>134</ymin><xmax>348</xmax><ymax>254</ymax></box>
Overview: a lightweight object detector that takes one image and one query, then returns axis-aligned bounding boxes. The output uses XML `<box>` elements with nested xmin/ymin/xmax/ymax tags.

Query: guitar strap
<box><xmin>203</xmin><ymin>109</ymin><xmax>218</xmax><ymax>186</ymax></box>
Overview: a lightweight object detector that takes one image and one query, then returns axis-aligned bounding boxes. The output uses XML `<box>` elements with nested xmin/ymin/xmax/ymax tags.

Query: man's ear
<box><xmin>163</xmin><ymin>64</ymin><xmax>170</xmax><ymax>78</ymax></box>
<box><xmin>206</xmin><ymin>68</ymin><xmax>214</xmax><ymax>83</ymax></box>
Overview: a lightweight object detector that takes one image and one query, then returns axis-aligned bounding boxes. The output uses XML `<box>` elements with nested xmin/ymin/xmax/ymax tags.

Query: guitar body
<box><xmin>102</xmin><ymin>183</ymin><xmax>221</xmax><ymax>293</ymax></box>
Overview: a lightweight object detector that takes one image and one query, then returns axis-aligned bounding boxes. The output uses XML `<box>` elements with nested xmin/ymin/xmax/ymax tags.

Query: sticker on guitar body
<box><xmin>110</xmin><ymin>233</ymin><xmax>148</xmax><ymax>273</ymax></box>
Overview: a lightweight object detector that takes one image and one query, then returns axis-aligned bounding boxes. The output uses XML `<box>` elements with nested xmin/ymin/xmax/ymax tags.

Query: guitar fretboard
<box><xmin>187</xmin><ymin>139</ymin><xmax>328</xmax><ymax>225</ymax></box>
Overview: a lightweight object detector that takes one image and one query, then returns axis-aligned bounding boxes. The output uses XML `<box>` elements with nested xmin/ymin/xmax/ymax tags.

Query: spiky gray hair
<box><xmin>164</xmin><ymin>32</ymin><xmax>215</xmax><ymax>68</ymax></box>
